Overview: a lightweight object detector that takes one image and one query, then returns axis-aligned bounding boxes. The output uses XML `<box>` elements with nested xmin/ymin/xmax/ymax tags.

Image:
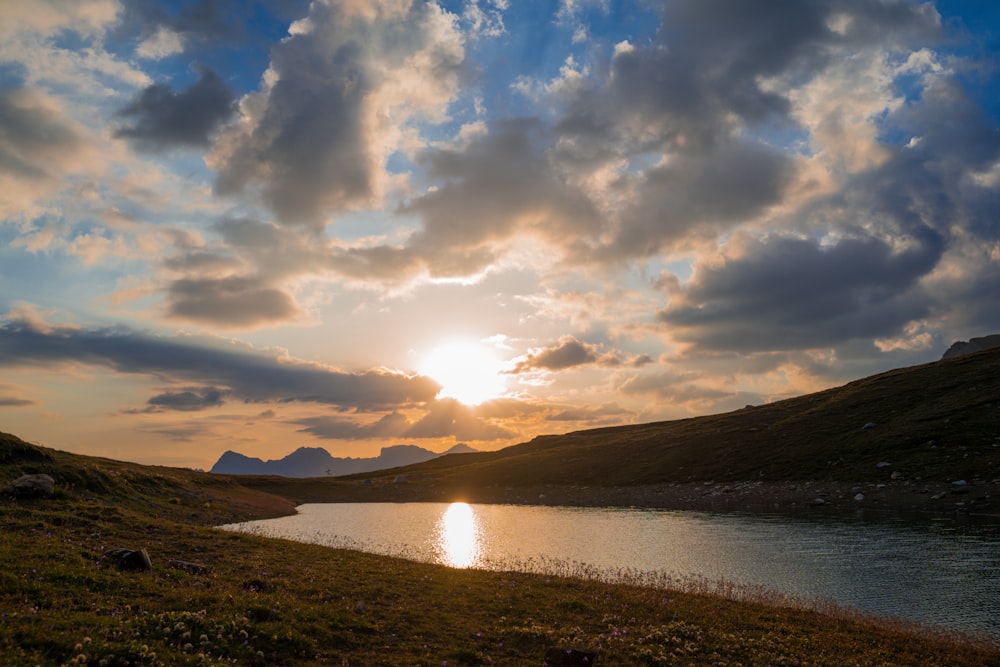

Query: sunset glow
<box><xmin>419</xmin><ymin>342</ymin><xmax>506</xmax><ymax>406</ymax></box>
<box><xmin>0</xmin><ymin>1</ymin><xmax>997</xmax><ymax>469</ymax></box>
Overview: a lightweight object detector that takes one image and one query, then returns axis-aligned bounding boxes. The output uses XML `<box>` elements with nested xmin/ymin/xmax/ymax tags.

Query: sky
<box><xmin>1</xmin><ymin>0</ymin><xmax>998</xmax><ymax>470</ymax></box>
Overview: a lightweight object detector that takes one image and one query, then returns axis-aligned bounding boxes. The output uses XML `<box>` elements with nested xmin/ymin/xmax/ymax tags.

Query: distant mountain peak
<box><xmin>210</xmin><ymin>443</ymin><xmax>478</xmax><ymax>478</ymax></box>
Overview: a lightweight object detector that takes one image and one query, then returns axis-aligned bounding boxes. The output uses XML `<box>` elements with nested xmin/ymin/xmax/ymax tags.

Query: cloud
<box><xmin>0</xmin><ymin>0</ymin><xmax>118</xmax><ymax>41</ymax></box>
<box><xmin>0</xmin><ymin>396</ymin><xmax>36</xmax><ymax>407</ymax></box>
<box><xmin>657</xmin><ymin>231</ymin><xmax>944</xmax><ymax>352</ymax></box>
<box><xmin>144</xmin><ymin>386</ymin><xmax>227</xmax><ymax>412</ymax></box>
<box><xmin>608</xmin><ymin>141</ymin><xmax>793</xmax><ymax>257</ymax></box>
<box><xmin>294</xmin><ymin>399</ymin><xmax>513</xmax><ymax>442</ymax></box>
<box><xmin>510</xmin><ymin>336</ymin><xmax>652</xmax><ymax>373</ymax></box>
<box><xmin>548</xmin><ymin>402</ymin><xmax>631</xmax><ymax>423</ymax></box>
<box><xmin>402</xmin><ymin>398</ymin><xmax>514</xmax><ymax>441</ymax></box>
<box><xmin>511</xmin><ymin>337</ymin><xmax>598</xmax><ymax>372</ymax></box>
<box><xmin>160</xmin><ymin>218</ymin><xmax>334</xmax><ymax>328</ymax></box>
<box><xmin>401</xmin><ymin>118</ymin><xmax>602</xmax><ymax>272</ymax></box>
<box><xmin>0</xmin><ymin>87</ymin><xmax>87</xmax><ymax>217</ymax></box>
<box><xmin>210</xmin><ymin>0</ymin><xmax>465</xmax><ymax>226</ymax></box>
<box><xmin>115</xmin><ymin>68</ymin><xmax>235</xmax><ymax>151</ymax></box>
<box><xmin>0</xmin><ymin>316</ymin><xmax>439</xmax><ymax>410</ymax></box>
<box><xmin>294</xmin><ymin>412</ymin><xmax>409</xmax><ymax>440</ymax></box>
<box><xmin>165</xmin><ymin>275</ymin><xmax>302</xmax><ymax>328</ymax></box>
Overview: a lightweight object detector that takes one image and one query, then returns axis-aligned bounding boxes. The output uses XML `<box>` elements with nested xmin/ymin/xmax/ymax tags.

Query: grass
<box><xmin>2</xmin><ymin>432</ymin><xmax>1000</xmax><ymax>665</ymax></box>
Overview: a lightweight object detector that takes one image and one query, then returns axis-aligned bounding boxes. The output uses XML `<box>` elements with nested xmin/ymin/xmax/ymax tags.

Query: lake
<box><xmin>219</xmin><ymin>502</ymin><xmax>1000</xmax><ymax>639</ymax></box>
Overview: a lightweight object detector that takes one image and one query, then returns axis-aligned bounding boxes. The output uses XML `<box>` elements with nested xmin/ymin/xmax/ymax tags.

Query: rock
<box><xmin>812</xmin><ymin>498</ymin><xmax>826</xmax><ymax>506</ymax></box>
<box><xmin>891</xmin><ymin>471</ymin><xmax>902</xmax><ymax>480</ymax></box>
<box><xmin>942</xmin><ymin>334</ymin><xmax>1000</xmax><ymax>359</ymax></box>
<box><xmin>102</xmin><ymin>548</ymin><xmax>153</xmax><ymax>572</ymax></box>
<box><xmin>854</xmin><ymin>493</ymin><xmax>865</xmax><ymax>501</ymax></box>
<box><xmin>952</xmin><ymin>479</ymin><xmax>968</xmax><ymax>487</ymax></box>
<box><xmin>1</xmin><ymin>473</ymin><xmax>55</xmax><ymax>498</ymax></box>
<box><xmin>169</xmin><ymin>560</ymin><xmax>209</xmax><ymax>575</ymax></box>
<box><xmin>393</xmin><ymin>475</ymin><xmax>408</xmax><ymax>484</ymax></box>
<box><xmin>543</xmin><ymin>646</ymin><xmax>598</xmax><ymax>665</ymax></box>
<box><xmin>863</xmin><ymin>422</ymin><xmax>878</xmax><ymax>430</ymax></box>
<box><xmin>876</xmin><ymin>461</ymin><xmax>891</xmax><ymax>468</ymax></box>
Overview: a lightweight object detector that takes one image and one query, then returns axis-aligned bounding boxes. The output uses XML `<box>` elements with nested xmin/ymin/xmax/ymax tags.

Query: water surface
<box><xmin>220</xmin><ymin>502</ymin><xmax>1000</xmax><ymax>639</ymax></box>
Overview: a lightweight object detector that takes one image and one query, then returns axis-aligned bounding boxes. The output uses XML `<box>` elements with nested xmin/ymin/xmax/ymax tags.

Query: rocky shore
<box><xmin>266</xmin><ymin>475</ymin><xmax>1000</xmax><ymax>519</ymax></box>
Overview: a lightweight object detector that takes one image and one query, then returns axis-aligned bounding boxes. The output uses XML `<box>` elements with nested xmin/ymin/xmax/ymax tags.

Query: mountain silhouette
<box><xmin>210</xmin><ymin>443</ymin><xmax>477</xmax><ymax>478</ymax></box>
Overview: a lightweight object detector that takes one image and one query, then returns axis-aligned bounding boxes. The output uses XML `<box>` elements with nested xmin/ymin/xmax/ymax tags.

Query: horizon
<box><xmin>1</xmin><ymin>0</ymin><xmax>999</xmax><ymax>470</ymax></box>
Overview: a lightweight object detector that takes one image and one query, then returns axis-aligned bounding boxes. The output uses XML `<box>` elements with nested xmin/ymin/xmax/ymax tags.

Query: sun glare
<box><xmin>419</xmin><ymin>341</ymin><xmax>506</xmax><ymax>405</ymax></box>
<box><xmin>435</xmin><ymin>502</ymin><xmax>481</xmax><ymax>568</ymax></box>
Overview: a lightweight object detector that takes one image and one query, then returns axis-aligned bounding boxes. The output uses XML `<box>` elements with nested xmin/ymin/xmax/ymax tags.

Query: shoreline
<box><xmin>239</xmin><ymin>476</ymin><xmax>1000</xmax><ymax>520</ymax></box>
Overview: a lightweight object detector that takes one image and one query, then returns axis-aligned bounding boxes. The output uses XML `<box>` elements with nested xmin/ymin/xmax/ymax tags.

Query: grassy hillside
<box><xmin>239</xmin><ymin>348</ymin><xmax>1000</xmax><ymax>511</ymax></box>
<box><xmin>0</xmin><ymin>431</ymin><xmax>295</xmax><ymax>526</ymax></box>
<box><xmin>2</xmin><ymin>431</ymin><xmax>998</xmax><ymax>665</ymax></box>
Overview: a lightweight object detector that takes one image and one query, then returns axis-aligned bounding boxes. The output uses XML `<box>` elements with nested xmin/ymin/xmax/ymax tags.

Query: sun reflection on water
<box><xmin>435</xmin><ymin>502</ymin><xmax>481</xmax><ymax>568</ymax></box>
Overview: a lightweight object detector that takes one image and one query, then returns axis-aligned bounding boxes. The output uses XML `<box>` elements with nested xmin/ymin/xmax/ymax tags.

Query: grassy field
<box><xmin>2</xmin><ymin>431</ymin><xmax>999</xmax><ymax>665</ymax></box>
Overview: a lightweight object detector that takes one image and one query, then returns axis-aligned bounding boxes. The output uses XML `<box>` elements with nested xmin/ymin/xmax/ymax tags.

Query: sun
<box><xmin>419</xmin><ymin>341</ymin><xmax>506</xmax><ymax>405</ymax></box>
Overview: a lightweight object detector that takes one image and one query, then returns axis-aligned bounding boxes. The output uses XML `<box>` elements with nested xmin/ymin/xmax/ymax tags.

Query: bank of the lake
<box><xmin>3</xmin><ymin>488</ymin><xmax>1000</xmax><ymax>666</ymax></box>
<box><xmin>222</xmin><ymin>501</ymin><xmax>1000</xmax><ymax>641</ymax></box>
<box><xmin>237</xmin><ymin>475</ymin><xmax>1000</xmax><ymax>519</ymax></box>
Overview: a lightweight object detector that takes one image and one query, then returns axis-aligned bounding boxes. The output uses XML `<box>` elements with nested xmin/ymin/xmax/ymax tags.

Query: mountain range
<box><xmin>210</xmin><ymin>443</ymin><xmax>478</xmax><ymax>478</ymax></box>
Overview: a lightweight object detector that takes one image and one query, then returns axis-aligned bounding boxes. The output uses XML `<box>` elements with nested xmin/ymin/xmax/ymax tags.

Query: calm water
<box><xmin>219</xmin><ymin>503</ymin><xmax>1000</xmax><ymax>639</ymax></box>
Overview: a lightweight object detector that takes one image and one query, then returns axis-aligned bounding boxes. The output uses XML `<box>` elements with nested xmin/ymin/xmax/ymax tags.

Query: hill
<box><xmin>239</xmin><ymin>347</ymin><xmax>1000</xmax><ymax>514</ymax></box>
<box><xmin>211</xmin><ymin>443</ymin><xmax>477</xmax><ymax>477</ymax></box>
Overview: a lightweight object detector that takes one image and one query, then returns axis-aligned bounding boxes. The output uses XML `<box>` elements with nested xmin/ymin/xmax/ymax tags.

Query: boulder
<box><xmin>1</xmin><ymin>473</ymin><xmax>55</xmax><ymax>498</ymax></box>
<box><xmin>102</xmin><ymin>548</ymin><xmax>153</xmax><ymax>572</ymax></box>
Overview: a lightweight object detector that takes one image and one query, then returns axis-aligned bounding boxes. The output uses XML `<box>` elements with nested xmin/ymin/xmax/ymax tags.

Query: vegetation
<box><xmin>2</xmin><ymin>430</ymin><xmax>999</xmax><ymax>665</ymax></box>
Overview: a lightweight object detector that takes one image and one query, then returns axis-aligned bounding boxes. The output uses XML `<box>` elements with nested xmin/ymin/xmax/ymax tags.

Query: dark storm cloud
<box><xmin>658</xmin><ymin>231</ymin><xmax>944</xmax><ymax>352</ymax></box>
<box><xmin>115</xmin><ymin>68</ymin><xmax>235</xmax><ymax>151</ymax></box>
<box><xmin>165</xmin><ymin>275</ymin><xmax>301</xmax><ymax>328</ymax></box>
<box><xmin>0</xmin><ymin>87</ymin><xmax>82</xmax><ymax>181</ymax></box>
<box><xmin>0</xmin><ymin>317</ymin><xmax>439</xmax><ymax>410</ymax></box>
